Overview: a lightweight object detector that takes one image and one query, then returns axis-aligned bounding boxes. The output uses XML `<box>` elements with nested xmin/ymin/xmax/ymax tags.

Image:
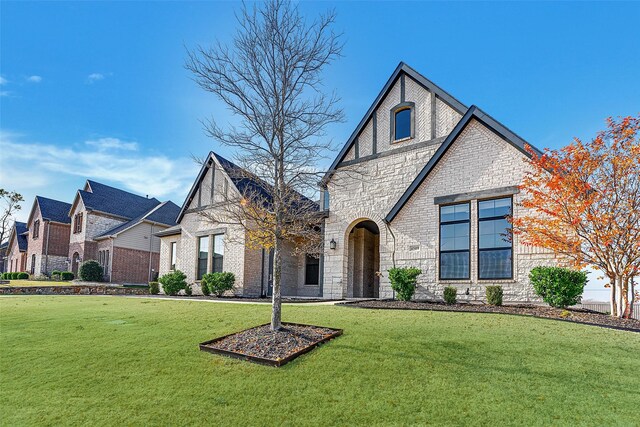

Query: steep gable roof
<box><xmin>95</xmin><ymin>201</ymin><xmax>181</xmax><ymax>239</ymax></box>
<box><xmin>177</xmin><ymin>151</ymin><xmax>318</xmax><ymax>223</ymax></box>
<box><xmin>30</xmin><ymin>196</ymin><xmax>72</xmax><ymax>224</ymax></box>
<box><xmin>385</xmin><ymin>105</ymin><xmax>543</xmax><ymax>222</ymax></box>
<box><xmin>73</xmin><ymin>180</ymin><xmax>160</xmax><ymax>220</ymax></box>
<box><xmin>9</xmin><ymin>221</ymin><xmax>28</xmax><ymax>252</ymax></box>
<box><xmin>321</xmin><ymin>62</ymin><xmax>468</xmax><ymax>186</ymax></box>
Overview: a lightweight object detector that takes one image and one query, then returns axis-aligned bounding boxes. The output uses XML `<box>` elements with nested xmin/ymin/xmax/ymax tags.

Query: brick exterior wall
<box><xmin>111</xmin><ymin>246</ymin><xmax>158</xmax><ymax>284</ymax></box>
<box><xmin>25</xmin><ymin>202</ymin><xmax>72</xmax><ymax>276</ymax></box>
<box><xmin>7</xmin><ymin>235</ymin><xmax>26</xmax><ymax>272</ymax></box>
<box><xmin>323</xmin><ymin>75</ymin><xmax>558</xmax><ymax>302</ymax></box>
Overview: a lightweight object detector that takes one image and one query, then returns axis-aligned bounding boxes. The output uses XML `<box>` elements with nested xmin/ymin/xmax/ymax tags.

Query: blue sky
<box><xmin>1</xmin><ymin>1</ymin><xmax>639</xmax><ymax>298</ymax></box>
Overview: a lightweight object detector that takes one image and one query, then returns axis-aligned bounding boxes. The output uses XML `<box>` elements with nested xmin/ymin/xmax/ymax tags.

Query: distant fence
<box><xmin>575</xmin><ymin>303</ymin><xmax>640</xmax><ymax>320</ymax></box>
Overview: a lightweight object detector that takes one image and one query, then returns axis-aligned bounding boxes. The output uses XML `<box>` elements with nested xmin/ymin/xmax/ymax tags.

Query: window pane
<box><xmin>212</xmin><ymin>234</ymin><xmax>224</xmax><ymax>273</ymax></box>
<box><xmin>395</xmin><ymin>108</ymin><xmax>411</xmax><ymax>140</ymax></box>
<box><xmin>440</xmin><ymin>223</ymin><xmax>469</xmax><ymax>251</ymax></box>
<box><xmin>197</xmin><ymin>236</ymin><xmax>209</xmax><ymax>280</ymax></box>
<box><xmin>479</xmin><ymin>198</ymin><xmax>512</xmax><ymax>219</ymax></box>
<box><xmin>479</xmin><ymin>249</ymin><xmax>512</xmax><ymax>279</ymax></box>
<box><xmin>170</xmin><ymin>242</ymin><xmax>177</xmax><ymax>270</ymax></box>
<box><xmin>440</xmin><ymin>203</ymin><xmax>470</xmax><ymax>223</ymax></box>
<box><xmin>305</xmin><ymin>255</ymin><xmax>320</xmax><ymax>285</ymax></box>
<box><xmin>479</xmin><ymin>219</ymin><xmax>512</xmax><ymax>249</ymax></box>
<box><xmin>440</xmin><ymin>252</ymin><xmax>469</xmax><ymax>279</ymax></box>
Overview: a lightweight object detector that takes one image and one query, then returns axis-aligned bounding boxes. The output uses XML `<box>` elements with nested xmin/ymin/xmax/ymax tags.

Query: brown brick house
<box><xmin>68</xmin><ymin>180</ymin><xmax>180</xmax><ymax>283</ymax></box>
<box><xmin>6</xmin><ymin>221</ymin><xmax>28</xmax><ymax>273</ymax></box>
<box><xmin>25</xmin><ymin>196</ymin><xmax>72</xmax><ymax>277</ymax></box>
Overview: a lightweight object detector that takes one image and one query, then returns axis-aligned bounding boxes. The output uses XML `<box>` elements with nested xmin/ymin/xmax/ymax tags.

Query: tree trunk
<box><xmin>629</xmin><ymin>278</ymin><xmax>636</xmax><ymax>319</ymax></box>
<box><xmin>610</xmin><ymin>276</ymin><xmax>617</xmax><ymax>317</ymax></box>
<box><xmin>621</xmin><ymin>276</ymin><xmax>630</xmax><ymax>319</ymax></box>
<box><xmin>270</xmin><ymin>236</ymin><xmax>283</xmax><ymax>331</ymax></box>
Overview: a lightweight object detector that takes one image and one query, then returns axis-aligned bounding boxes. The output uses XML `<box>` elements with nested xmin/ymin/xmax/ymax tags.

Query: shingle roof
<box><xmin>14</xmin><ymin>222</ymin><xmax>28</xmax><ymax>251</ymax></box>
<box><xmin>36</xmin><ymin>196</ymin><xmax>72</xmax><ymax>224</ymax></box>
<box><xmin>95</xmin><ymin>201</ymin><xmax>181</xmax><ymax>239</ymax></box>
<box><xmin>79</xmin><ymin>180</ymin><xmax>160</xmax><ymax>219</ymax></box>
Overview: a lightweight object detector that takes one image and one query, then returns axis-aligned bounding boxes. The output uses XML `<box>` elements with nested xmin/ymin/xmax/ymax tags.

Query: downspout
<box><xmin>148</xmin><ymin>224</ymin><xmax>154</xmax><ymax>283</ymax></box>
<box><xmin>44</xmin><ymin>221</ymin><xmax>51</xmax><ymax>276</ymax></box>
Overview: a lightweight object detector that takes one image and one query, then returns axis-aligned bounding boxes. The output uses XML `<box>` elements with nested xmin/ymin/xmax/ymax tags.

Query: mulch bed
<box><xmin>199</xmin><ymin>322</ymin><xmax>343</xmax><ymax>366</ymax></box>
<box><xmin>343</xmin><ymin>300</ymin><xmax>640</xmax><ymax>332</ymax></box>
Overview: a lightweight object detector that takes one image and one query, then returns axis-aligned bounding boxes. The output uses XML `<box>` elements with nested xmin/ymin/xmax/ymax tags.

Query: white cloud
<box><xmin>26</xmin><ymin>75</ymin><xmax>42</xmax><ymax>83</ymax></box>
<box><xmin>0</xmin><ymin>91</ymin><xmax>10</xmax><ymax>97</ymax></box>
<box><xmin>0</xmin><ymin>130</ymin><xmax>199</xmax><ymax>202</ymax></box>
<box><xmin>86</xmin><ymin>73</ymin><xmax>105</xmax><ymax>84</ymax></box>
<box><xmin>0</xmin><ymin>76</ymin><xmax>7</xmax><ymax>85</ymax></box>
<box><xmin>85</xmin><ymin>137</ymin><xmax>138</xmax><ymax>152</ymax></box>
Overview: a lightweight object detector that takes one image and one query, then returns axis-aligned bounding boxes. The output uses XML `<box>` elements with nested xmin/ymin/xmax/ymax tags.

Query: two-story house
<box><xmin>68</xmin><ymin>180</ymin><xmax>180</xmax><ymax>283</ymax></box>
<box><xmin>24</xmin><ymin>196</ymin><xmax>72</xmax><ymax>277</ymax></box>
<box><xmin>159</xmin><ymin>62</ymin><xmax>560</xmax><ymax>301</ymax></box>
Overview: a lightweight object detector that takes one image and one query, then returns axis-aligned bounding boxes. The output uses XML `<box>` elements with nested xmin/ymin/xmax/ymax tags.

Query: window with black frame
<box><xmin>478</xmin><ymin>198</ymin><xmax>513</xmax><ymax>279</ymax></box>
<box><xmin>394</xmin><ymin>108</ymin><xmax>411</xmax><ymax>140</ymax></box>
<box><xmin>305</xmin><ymin>254</ymin><xmax>319</xmax><ymax>285</ymax></box>
<box><xmin>439</xmin><ymin>203</ymin><xmax>470</xmax><ymax>280</ymax></box>
<box><xmin>212</xmin><ymin>234</ymin><xmax>224</xmax><ymax>273</ymax></box>
<box><xmin>197</xmin><ymin>236</ymin><xmax>209</xmax><ymax>280</ymax></box>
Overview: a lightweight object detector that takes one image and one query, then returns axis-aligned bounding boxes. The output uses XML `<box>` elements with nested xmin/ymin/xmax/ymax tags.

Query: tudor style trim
<box><xmin>385</xmin><ymin>105</ymin><xmax>543</xmax><ymax>223</ymax></box>
<box><xmin>321</xmin><ymin>62</ymin><xmax>467</xmax><ymax>187</ymax></box>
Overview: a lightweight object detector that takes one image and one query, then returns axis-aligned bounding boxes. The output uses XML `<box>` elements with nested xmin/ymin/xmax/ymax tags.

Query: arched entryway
<box><xmin>71</xmin><ymin>252</ymin><xmax>80</xmax><ymax>276</ymax></box>
<box><xmin>347</xmin><ymin>219</ymin><xmax>380</xmax><ymax>298</ymax></box>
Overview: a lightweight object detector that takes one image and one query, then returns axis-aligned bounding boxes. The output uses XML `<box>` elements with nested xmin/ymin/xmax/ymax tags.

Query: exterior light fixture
<box><xmin>329</xmin><ymin>238</ymin><xmax>337</xmax><ymax>250</ymax></box>
<box><xmin>465</xmin><ymin>288</ymin><xmax>470</xmax><ymax>295</ymax></box>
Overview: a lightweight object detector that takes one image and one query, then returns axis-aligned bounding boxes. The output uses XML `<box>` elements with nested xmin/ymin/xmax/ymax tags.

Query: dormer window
<box><xmin>390</xmin><ymin>102</ymin><xmax>415</xmax><ymax>142</ymax></box>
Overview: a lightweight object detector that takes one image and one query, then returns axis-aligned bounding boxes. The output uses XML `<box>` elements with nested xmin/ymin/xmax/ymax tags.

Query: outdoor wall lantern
<box><xmin>329</xmin><ymin>238</ymin><xmax>337</xmax><ymax>250</ymax></box>
<box><xmin>465</xmin><ymin>288</ymin><xmax>470</xmax><ymax>296</ymax></box>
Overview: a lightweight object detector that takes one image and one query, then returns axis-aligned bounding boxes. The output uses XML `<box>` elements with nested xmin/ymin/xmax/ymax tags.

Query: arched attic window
<box><xmin>390</xmin><ymin>102</ymin><xmax>415</xmax><ymax>142</ymax></box>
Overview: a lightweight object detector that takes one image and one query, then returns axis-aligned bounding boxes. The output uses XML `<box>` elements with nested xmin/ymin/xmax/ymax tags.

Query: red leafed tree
<box><xmin>512</xmin><ymin>115</ymin><xmax>640</xmax><ymax>318</ymax></box>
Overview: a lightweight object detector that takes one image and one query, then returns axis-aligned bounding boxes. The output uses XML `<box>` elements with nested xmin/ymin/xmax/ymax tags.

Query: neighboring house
<box><xmin>6</xmin><ymin>222</ymin><xmax>28</xmax><ymax>273</ymax></box>
<box><xmin>68</xmin><ymin>180</ymin><xmax>180</xmax><ymax>283</ymax></box>
<box><xmin>159</xmin><ymin>62</ymin><xmax>559</xmax><ymax>301</ymax></box>
<box><xmin>0</xmin><ymin>241</ymin><xmax>8</xmax><ymax>273</ymax></box>
<box><xmin>156</xmin><ymin>153</ymin><xmax>319</xmax><ymax>297</ymax></box>
<box><xmin>25</xmin><ymin>196</ymin><xmax>72</xmax><ymax>277</ymax></box>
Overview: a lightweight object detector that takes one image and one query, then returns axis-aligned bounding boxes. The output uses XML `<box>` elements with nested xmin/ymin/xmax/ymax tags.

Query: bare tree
<box><xmin>186</xmin><ymin>0</ymin><xmax>343</xmax><ymax>330</ymax></box>
<box><xmin>0</xmin><ymin>189</ymin><xmax>24</xmax><ymax>245</ymax></box>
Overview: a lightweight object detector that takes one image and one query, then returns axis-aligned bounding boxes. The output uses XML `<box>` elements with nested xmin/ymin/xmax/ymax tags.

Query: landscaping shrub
<box><xmin>51</xmin><ymin>270</ymin><xmax>61</xmax><ymax>280</ymax></box>
<box><xmin>17</xmin><ymin>272</ymin><xmax>29</xmax><ymax>279</ymax></box>
<box><xmin>148</xmin><ymin>281</ymin><xmax>160</xmax><ymax>295</ymax></box>
<box><xmin>184</xmin><ymin>283</ymin><xmax>193</xmax><ymax>296</ymax></box>
<box><xmin>200</xmin><ymin>278</ymin><xmax>211</xmax><ymax>296</ymax></box>
<box><xmin>530</xmin><ymin>266</ymin><xmax>587</xmax><ymax>308</ymax></box>
<box><xmin>1</xmin><ymin>272</ymin><xmax>8</xmax><ymax>279</ymax></box>
<box><xmin>11</xmin><ymin>272</ymin><xmax>20</xmax><ymax>280</ymax></box>
<box><xmin>486</xmin><ymin>286</ymin><xmax>503</xmax><ymax>306</ymax></box>
<box><xmin>159</xmin><ymin>270</ymin><xmax>188</xmax><ymax>296</ymax></box>
<box><xmin>388</xmin><ymin>267</ymin><xmax>422</xmax><ymax>301</ymax></box>
<box><xmin>60</xmin><ymin>271</ymin><xmax>74</xmax><ymax>281</ymax></box>
<box><xmin>202</xmin><ymin>272</ymin><xmax>235</xmax><ymax>297</ymax></box>
<box><xmin>444</xmin><ymin>286</ymin><xmax>457</xmax><ymax>305</ymax></box>
<box><xmin>79</xmin><ymin>260</ymin><xmax>103</xmax><ymax>282</ymax></box>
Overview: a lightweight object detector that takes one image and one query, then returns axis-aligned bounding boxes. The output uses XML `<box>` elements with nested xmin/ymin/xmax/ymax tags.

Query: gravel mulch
<box><xmin>200</xmin><ymin>323</ymin><xmax>342</xmax><ymax>366</ymax></box>
<box><xmin>344</xmin><ymin>300</ymin><xmax>640</xmax><ymax>332</ymax></box>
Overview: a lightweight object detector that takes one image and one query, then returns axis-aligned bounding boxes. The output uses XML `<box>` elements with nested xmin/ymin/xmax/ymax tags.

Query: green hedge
<box><xmin>201</xmin><ymin>272</ymin><xmax>235</xmax><ymax>297</ymax></box>
<box><xmin>530</xmin><ymin>266</ymin><xmax>587</xmax><ymax>308</ymax></box>
<box><xmin>79</xmin><ymin>260</ymin><xmax>103</xmax><ymax>282</ymax></box>
<box><xmin>159</xmin><ymin>270</ymin><xmax>188</xmax><ymax>296</ymax></box>
<box><xmin>60</xmin><ymin>271</ymin><xmax>74</xmax><ymax>281</ymax></box>
<box><xmin>444</xmin><ymin>286</ymin><xmax>457</xmax><ymax>305</ymax></box>
<box><xmin>148</xmin><ymin>282</ymin><xmax>160</xmax><ymax>295</ymax></box>
<box><xmin>486</xmin><ymin>286</ymin><xmax>503</xmax><ymax>306</ymax></box>
<box><xmin>17</xmin><ymin>272</ymin><xmax>29</xmax><ymax>279</ymax></box>
<box><xmin>389</xmin><ymin>267</ymin><xmax>422</xmax><ymax>301</ymax></box>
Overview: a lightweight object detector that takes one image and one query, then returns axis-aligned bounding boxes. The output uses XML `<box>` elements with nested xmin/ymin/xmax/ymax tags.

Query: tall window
<box><xmin>170</xmin><ymin>242</ymin><xmax>177</xmax><ymax>270</ymax></box>
<box><xmin>105</xmin><ymin>250</ymin><xmax>109</xmax><ymax>275</ymax></box>
<box><xmin>31</xmin><ymin>254</ymin><xmax>36</xmax><ymax>274</ymax></box>
<box><xmin>73</xmin><ymin>213</ymin><xmax>83</xmax><ymax>234</ymax></box>
<box><xmin>212</xmin><ymin>234</ymin><xmax>224</xmax><ymax>273</ymax></box>
<box><xmin>33</xmin><ymin>220</ymin><xmax>40</xmax><ymax>239</ymax></box>
<box><xmin>197</xmin><ymin>236</ymin><xmax>209</xmax><ymax>280</ymax></box>
<box><xmin>305</xmin><ymin>254</ymin><xmax>320</xmax><ymax>285</ymax></box>
<box><xmin>394</xmin><ymin>108</ymin><xmax>412</xmax><ymax>140</ymax></box>
<box><xmin>439</xmin><ymin>203</ymin><xmax>470</xmax><ymax>280</ymax></box>
<box><xmin>478</xmin><ymin>198</ymin><xmax>513</xmax><ymax>279</ymax></box>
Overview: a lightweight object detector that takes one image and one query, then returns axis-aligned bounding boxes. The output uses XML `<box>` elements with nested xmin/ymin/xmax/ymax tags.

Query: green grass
<box><xmin>0</xmin><ymin>280</ymin><xmax>75</xmax><ymax>287</ymax></box>
<box><xmin>1</xmin><ymin>297</ymin><xmax>638</xmax><ymax>426</ymax></box>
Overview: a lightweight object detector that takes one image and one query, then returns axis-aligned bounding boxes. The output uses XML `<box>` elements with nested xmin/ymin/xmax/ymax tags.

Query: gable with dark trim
<box><xmin>321</xmin><ymin>62</ymin><xmax>467</xmax><ymax>187</ymax></box>
<box><xmin>385</xmin><ymin>105</ymin><xmax>543</xmax><ymax>223</ymax></box>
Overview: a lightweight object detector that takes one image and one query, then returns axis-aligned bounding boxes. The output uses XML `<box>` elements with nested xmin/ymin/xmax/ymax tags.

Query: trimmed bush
<box><xmin>530</xmin><ymin>266</ymin><xmax>587</xmax><ymax>308</ymax></box>
<box><xmin>184</xmin><ymin>283</ymin><xmax>193</xmax><ymax>296</ymax></box>
<box><xmin>51</xmin><ymin>270</ymin><xmax>61</xmax><ymax>280</ymax></box>
<box><xmin>79</xmin><ymin>260</ymin><xmax>103</xmax><ymax>282</ymax></box>
<box><xmin>1</xmin><ymin>272</ymin><xmax>8</xmax><ymax>279</ymax></box>
<box><xmin>60</xmin><ymin>271</ymin><xmax>74</xmax><ymax>281</ymax></box>
<box><xmin>486</xmin><ymin>286</ymin><xmax>503</xmax><ymax>306</ymax></box>
<box><xmin>202</xmin><ymin>272</ymin><xmax>235</xmax><ymax>297</ymax></box>
<box><xmin>17</xmin><ymin>272</ymin><xmax>29</xmax><ymax>279</ymax></box>
<box><xmin>11</xmin><ymin>272</ymin><xmax>20</xmax><ymax>280</ymax></box>
<box><xmin>159</xmin><ymin>270</ymin><xmax>188</xmax><ymax>296</ymax></box>
<box><xmin>148</xmin><ymin>281</ymin><xmax>160</xmax><ymax>295</ymax></box>
<box><xmin>444</xmin><ymin>286</ymin><xmax>457</xmax><ymax>305</ymax></box>
<box><xmin>200</xmin><ymin>278</ymin><xmax>211</xmax><ymax>296</ymax></box>
<box><xmin>388</xmin><ymin>267</ymin><xmax>422</xmax><ymax>301</ymax></box>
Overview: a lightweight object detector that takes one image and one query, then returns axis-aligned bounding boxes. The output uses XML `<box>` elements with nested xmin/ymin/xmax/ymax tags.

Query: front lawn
<box><xmin>1</xmin><ymin>297</ymin><xmax>638</xmax><ymax>425</ymax></box>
